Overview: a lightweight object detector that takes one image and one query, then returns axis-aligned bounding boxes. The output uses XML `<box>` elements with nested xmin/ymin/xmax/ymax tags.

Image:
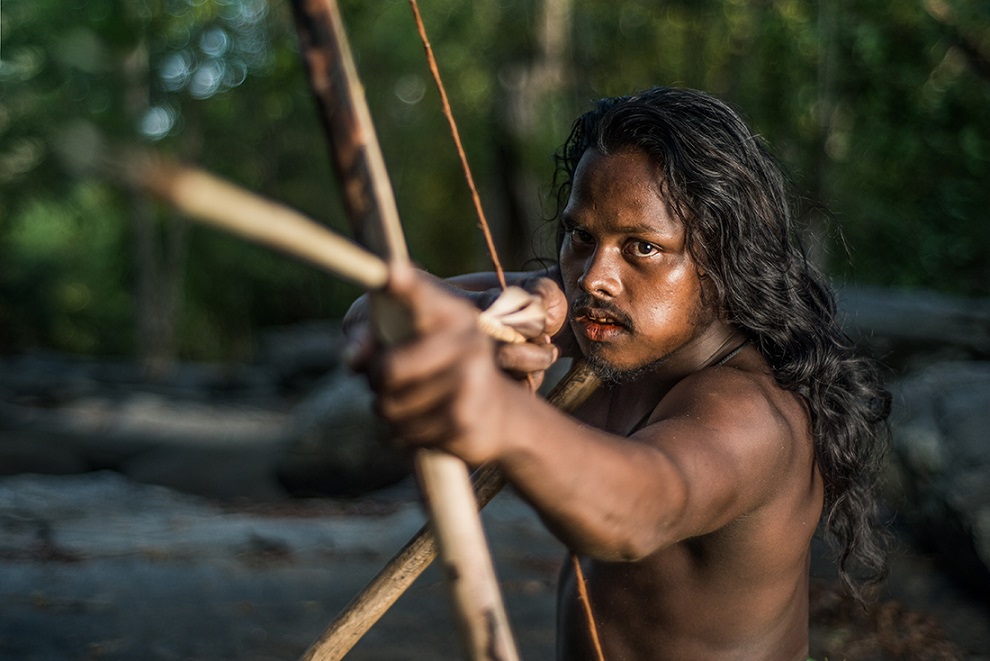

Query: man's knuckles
<box><xmin>406</xmin><ymin>278</ymin><xmax>480</xmax><ymax>333</ymax></box>
<box><xmin>496</xmin><ymin>341</ymin><xmax>557</xmax><ymax>373</ymax></box>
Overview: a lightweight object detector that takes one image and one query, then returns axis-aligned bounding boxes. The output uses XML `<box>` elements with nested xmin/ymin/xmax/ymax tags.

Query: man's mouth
<box><xmin>571</xmin><ymin>300</ymin><xmax>632</xmax><ymax>342</ymax></box>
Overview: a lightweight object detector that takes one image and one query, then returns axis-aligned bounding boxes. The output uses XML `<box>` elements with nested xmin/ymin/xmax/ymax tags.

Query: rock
<box><xmin>0</xmin><ymin>343</ymin><xmax>417</xmax><ymax>502</ymax></box>
<box><xmin>0</xmin><ymin>471</ymin><xmax>562</xmax><ymax>660</ymax></box>
<box><xmin>0</xmin><ymin>351</ymin><xmax>279</xmax><ymax>407</ymax></box>
<box><xmin>1</xmin><ymin>370</ymin><xmax>294</xmax><ymax>500</ymax></box>
<box><xmin>119</xmin><ymin>444</ymin><xmax>291</xmax><ymax>503</ymax></box>
<box><xmin>276</xmin><ymin>370</ymin><xmax>412</xmax><ymax>497</ymax></box>
<box><xmin>837</xmin><ymin>286</ymin><xmax>990</xmax><ymax>369</ymax></box>
<box><xmin>0</xmin><ymin>431</ymin><xmax>90</xmax><ymax>477</ymax></box>
<box><xmin>887</xmin><ymin>361</ymin><xmax>990</xmax><ymax>595</ymax></box>
<box><xmin>257</xmin><ymin>321</ymin><xmax>344</xmax><ymax>392</ymax></box>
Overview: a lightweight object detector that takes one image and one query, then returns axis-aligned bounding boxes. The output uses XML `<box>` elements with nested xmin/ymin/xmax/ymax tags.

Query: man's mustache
<box><xmin>570</xmin><ymin>294</ymin><xmax>634</xmax><ymax>331</ymax></box>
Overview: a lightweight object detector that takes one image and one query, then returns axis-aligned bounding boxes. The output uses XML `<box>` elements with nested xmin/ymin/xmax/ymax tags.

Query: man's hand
<box><xmin>345</xmin><ymin>268</ymin><xmax>569</xmax><ymax>391</ymax></box>
<box><xmin>353</xmin><ymin>262</ymin><xmax>525</xmax><ymax>465</ymax></box>
<box><xmin>478</xmin><ymin>282</ymin><xmax>562</xmax><ymax>389</ymax></box>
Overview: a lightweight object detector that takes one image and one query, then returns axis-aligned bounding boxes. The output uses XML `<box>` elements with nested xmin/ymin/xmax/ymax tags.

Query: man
<box><xmin>346</xmin><ymin>87</ymin><xmax>889</xmax><ymax>660</ymax></box>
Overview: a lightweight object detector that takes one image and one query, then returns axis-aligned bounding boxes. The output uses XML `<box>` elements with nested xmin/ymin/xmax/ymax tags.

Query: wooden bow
<box><xmin>289</xmin><ymin>2</ymin><xmax>603</xmax><ymax>659</ymax></box>
<box><xmin>288</xmin><ymin>1</ymin><xmax>519</xmax><ymax>659</ymax></box>
<box><xmin>105</xmin><ymin>1</ymin><xmax>604</xmax><ymax>656</ymax></box>
<box><xmin>117</xmin><ymin>146</ymin><xmax>602</xmax><ymax>660</ymax></box>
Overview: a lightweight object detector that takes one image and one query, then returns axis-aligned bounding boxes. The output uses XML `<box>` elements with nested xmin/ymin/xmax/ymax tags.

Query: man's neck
<box><xmin>602</xmin><ymin>321</ymin><xmax>747</xmax><ymax>436</ymax></box>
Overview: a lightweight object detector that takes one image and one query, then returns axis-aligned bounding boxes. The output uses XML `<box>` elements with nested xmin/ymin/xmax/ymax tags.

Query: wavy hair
<box><xmin>553</xmin><ymin>86</ymin><xmax>890</xmax><ymax>600</ymax></box>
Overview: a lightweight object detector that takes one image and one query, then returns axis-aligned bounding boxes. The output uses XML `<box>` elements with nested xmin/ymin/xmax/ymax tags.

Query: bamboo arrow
<box><xmin>120</xmin><ymin>156</ymin><xmax>388</xmax><ymax>290</ymax></box>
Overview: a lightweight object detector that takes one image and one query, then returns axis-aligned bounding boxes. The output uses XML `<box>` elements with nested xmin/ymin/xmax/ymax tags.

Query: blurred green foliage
<box><xmin>0</xmin><ymin>0</ymin><xmax>987</xmax><ymax>362</ymax></box>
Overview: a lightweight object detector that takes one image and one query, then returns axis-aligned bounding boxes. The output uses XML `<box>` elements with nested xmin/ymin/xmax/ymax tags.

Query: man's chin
<box><xmin>585</xmin><ymin>350</ymin><xmax>664</xmax><ymax>385</ymax></box>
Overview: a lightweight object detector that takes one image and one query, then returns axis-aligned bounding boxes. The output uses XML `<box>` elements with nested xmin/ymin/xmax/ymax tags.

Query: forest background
<box><xmin>1</xmin><ymin>0</ymin><xmax>988</xmax><ymax>374</ymax></box>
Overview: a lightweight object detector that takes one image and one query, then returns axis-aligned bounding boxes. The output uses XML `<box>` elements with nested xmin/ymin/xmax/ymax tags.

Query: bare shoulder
<box><xmin>633</xmin><ymin>351</ymin><xmax>815</xmax><ymax>531</ymax></box>
<box><xmin>655</xmin><ymin>353</ymin><xmax>809</xmax><ymax>455</ymax></box>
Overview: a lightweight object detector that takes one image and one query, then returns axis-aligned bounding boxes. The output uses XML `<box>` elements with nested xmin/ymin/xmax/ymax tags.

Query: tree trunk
<box><xmin>808</xmin><ymin>0</ymin><xmax>839</xmax><ymax>273</ymax></box>
<box><xmin>122</xmin><ymin>40</ymin><xmax>192</xmax><ymax>380</ymax></box>
<box><xmin>493</xmin><ymin>0</ymin><xmax>573</xmax><ymax>268</ymax></box>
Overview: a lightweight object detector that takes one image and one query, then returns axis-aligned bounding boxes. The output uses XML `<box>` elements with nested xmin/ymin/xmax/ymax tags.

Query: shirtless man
<box><xmin>347</xmin><ymin>87</ymin><xmax>889</xmax><ymax>660</ymax></box>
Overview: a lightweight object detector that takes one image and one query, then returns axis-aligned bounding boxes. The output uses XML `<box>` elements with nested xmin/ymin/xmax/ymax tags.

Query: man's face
<box><xmin>559</xmin><ymin>148</ymin><xmax>716</xmax><ymax>380</ymax></box>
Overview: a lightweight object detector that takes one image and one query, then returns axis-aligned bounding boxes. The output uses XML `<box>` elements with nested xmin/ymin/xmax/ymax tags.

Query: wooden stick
<box><xmin>290</xmin><ymin>1</ymin><xmax>520</xmax><ymax>658</ymax></box>
<box><xmin>115</xmin><ymin>153</ymin><xmax>533</xmax><ymax>349</ymax></box>
<box><xmin>300</xmin><ymin>360</ymin><xmax>601</xmax><ymax>661</ymax></box>
<box><xmin>121</xmin><ymin>155</ymin><xmax>389</xmax><ymax>291</ymax></box>
<box><xmin>290</xmin><ymin>0</ymin><xmax>408</xmax><ymax>266</ymax></box>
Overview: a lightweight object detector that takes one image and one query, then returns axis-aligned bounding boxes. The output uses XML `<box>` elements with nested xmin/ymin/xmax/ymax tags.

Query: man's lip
<box><xmin>571</xmin><ymin>304</ymin><xmax>631</xmax><ymax>330</ymax></box>
<box><xmin>570</xmin><ymin>303</ymin><xmax>632</xmax><ymax>344</ymax></box>
<box><xmin>573</xmin><ymin>313</ymin><xmax>623</xmax><ymax>327</ymax></box>
<box><xmin>572</xmin><ymin>315</ymin><xmax>626</xmax><ymax>343</ymax></box>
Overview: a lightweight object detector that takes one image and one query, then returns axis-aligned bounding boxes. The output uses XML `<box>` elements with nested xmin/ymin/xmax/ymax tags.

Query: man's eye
<box><xmin>627</xmin><ymin>240</ymin><xmax>659</xmax><ymax>256</ymax></box>
<box><xmin>568</xmin><ymin>228</ymin><xmax>595</xmax><ymax>245</ymax></box>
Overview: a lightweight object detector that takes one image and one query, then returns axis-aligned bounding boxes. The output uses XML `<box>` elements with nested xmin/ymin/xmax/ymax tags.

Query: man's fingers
<box><xmin>526</xmin><ymin>276</ymin><xmax>569</xmax><ymax>337</ymax></box>
<box><xmin>479</xmin><ymin>286</ymin><xmax>548</xmax><ymax>340</ymax></box>
<box><xmin>376</xmin><ymin>328</ymin><xmax>490</xmax><ymax>391</ymax></box>
<box><xmin>376</xmin><ymin>362</ymin><xmax>460</xmax><ymax>425</ymax></box>
<box><xmin>495</xmin><ymin>340</ymin><xmax>558</xmax><ymax>376</ymax></box>
<box><xmin>387</xmin><ymin>403</ymin><xmax>455</xmax><ymax>449</ymax></box>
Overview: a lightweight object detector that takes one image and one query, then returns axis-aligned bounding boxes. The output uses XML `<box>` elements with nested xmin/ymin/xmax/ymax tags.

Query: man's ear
<box><xmin>696</xmin><ymin>267</ymin><xmax>725</xmax><ymax>318</ymax></box>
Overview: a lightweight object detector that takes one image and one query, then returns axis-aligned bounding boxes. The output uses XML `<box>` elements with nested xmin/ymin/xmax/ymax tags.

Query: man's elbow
<box><xmin>619</xmin><ymin>516</ymin><xmax>685</xmax><ymax>561</ymax></box>
<box><xmin>590</xmin><ymin>497</ymin><xmax>690</xmax><ymax>562</ymax></box>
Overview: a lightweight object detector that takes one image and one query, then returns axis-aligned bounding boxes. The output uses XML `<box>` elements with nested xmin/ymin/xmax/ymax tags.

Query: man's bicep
<box><xmin>634</xmin><ymin>388</ymin><xmax>791</xmax><ymax>540</ymax></box>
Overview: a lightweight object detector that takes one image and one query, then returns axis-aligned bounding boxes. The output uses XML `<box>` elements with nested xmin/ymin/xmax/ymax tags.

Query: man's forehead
<box><xmin>574</xmin><ymin>146</ymin><xmax>660</xmax><ymax>176</ymax></box>
<box><xmin>566</xmin><ymin>148</ymin><xmax>680</xmax><ymax>228</ymax></box>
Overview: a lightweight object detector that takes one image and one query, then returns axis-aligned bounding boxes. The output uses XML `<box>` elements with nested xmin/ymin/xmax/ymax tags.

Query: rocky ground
<box><xmin>1</xmin><ymin>469</ymin><xmax>988</xmax><ymax>661</ymax></box>
<box><xmin>1</xmin><ymin>347</ymin><xmax>989</xmax><ymax>660</ymax></box>
<box><xmin>0</xmin><ymin>471</ymin><xmax>562</xmax><ymax>660</ymax></box>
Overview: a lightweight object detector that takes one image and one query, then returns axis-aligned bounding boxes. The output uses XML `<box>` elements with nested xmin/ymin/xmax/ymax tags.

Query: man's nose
<box><xmin>577</xmin><ymin>247</ymin><xmax>621</xmax><ymax>298</ymax></box>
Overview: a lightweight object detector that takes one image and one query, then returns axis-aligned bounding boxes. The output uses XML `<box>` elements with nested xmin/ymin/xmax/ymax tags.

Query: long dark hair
<box><xmin>554</xmin><ymin>86</ymin><xmax>890</xmax><ymax>600</ymax></box>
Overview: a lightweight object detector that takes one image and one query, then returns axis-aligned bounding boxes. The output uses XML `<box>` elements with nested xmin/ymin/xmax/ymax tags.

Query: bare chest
<box><xmin>572</xmin><ymin>385</ymin><xmax>661</xmax><ymax>437</ymax></box>
<box><xmin>558</xmin><ymin>525</ymin><xmax>813</xmax><ymax>660</ymax></box>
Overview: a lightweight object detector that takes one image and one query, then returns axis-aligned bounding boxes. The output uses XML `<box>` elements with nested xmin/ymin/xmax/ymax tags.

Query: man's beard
<box><xmin>583</xmin><ymin>346</ymin><xmax>670</xmax><ymax>385</ymax></box>
<box><xmin>573</xmin><ymin>293</ymin><xmax>717</xmax><ymax>386</ymax></box>
<box><xmin>569</xmin><ymin>294</ymin><xmax>662</xmax><ymax>385</ymax></box>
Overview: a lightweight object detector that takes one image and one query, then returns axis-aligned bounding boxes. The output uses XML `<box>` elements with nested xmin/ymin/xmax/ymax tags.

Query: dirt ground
<box><xmin>1</xmin><ymin>471</ymin><xmax>988</xmax><ymax>661</ymax></box>
<box><xmin>0</xmin><ymin>471</ymin><xmax>563</xmax><ymax>661</ymax></box>
<box><xmin>1</xmin><ymin>351</ymin><xmax>988</xmax><ymax>660</ymax></box>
